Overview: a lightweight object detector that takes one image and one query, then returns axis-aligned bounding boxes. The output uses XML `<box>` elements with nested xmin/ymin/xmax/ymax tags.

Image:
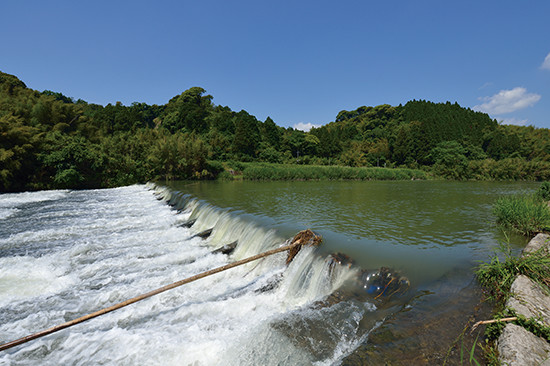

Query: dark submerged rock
<box><xmin>212</xmin><ymin>241</ymin><xmax>238</xmax><ymax>255</ymax></box>
<box><xmin>178</xmin><ymin>218</ymin><xmax>196</xmax><ymax>228</ymax></box>
<box><xmin>193</xmin><ymin>228</ymin><xmax>213</xmax><ymax>239</ymax></box>
<box><xmin>255</xmin><ymin>273</ymin><xmax>283</xmax><ymax>293</ymax></box>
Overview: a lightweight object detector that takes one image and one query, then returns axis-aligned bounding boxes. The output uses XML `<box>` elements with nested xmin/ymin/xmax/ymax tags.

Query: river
<box><xmin>0</xmin><ymin>181</ymin><xmax>536</xmax><ymax>365</ymax></box>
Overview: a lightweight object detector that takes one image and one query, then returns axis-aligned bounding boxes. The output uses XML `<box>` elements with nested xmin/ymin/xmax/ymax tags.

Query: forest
<box><xmin>2</xmin><ymin>70</ymin><xmax>550</xmax><ymax>192</ymax></box>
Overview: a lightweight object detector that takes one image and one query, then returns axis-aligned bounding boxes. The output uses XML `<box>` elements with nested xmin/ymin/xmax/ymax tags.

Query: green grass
<box><xmin>536</xmin><ymin>181</ymin><xmax>550</xmax><ymax>201</ymax></box>
<box><xmin>232</xmin><ymin>162</ymin><xmax>428</xmax><ymax>181</ymax></box>
<box><xmin>476</xmin><ymin>243</ymin><xmax>550</xmax><ymax>303</ymax></box>
<box><xmin>492</xmin><ymin>195</ymin><xmax>550</xmax><ymax>236</ymax></box>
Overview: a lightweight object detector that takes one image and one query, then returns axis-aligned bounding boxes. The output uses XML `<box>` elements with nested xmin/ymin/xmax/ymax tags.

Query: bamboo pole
<box><xmin>0</xmin><ymin>239</ymin><xmax>304</xmax><ymax>352</ymax></box>
<box><xmin>471</xmin><ymin>317</ymin><xmax>518</xmax><ymax>332</ymax></box>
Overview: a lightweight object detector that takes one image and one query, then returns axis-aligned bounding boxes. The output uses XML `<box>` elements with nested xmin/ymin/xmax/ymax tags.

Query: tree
<box><xmin>232</xmin><ymin>110</ymin><xmax>261</xmax><ymax>159</ymax></box>
<box><xmin>206</xmin><ymin>105</ymin><xmax>235</xmax><ymax>135</ymax></box>
<box><xmin>303</xmin><ymin>133</ymin><xmax>320</xmax><ymax>156</ymax></box>
<box><xmin>429</xmin><ymin>141</ymin><xmax>468</xmax><ymax>179</ymax></box>
<box><xmin>0</xmin><ymin>114</ymin><xmax>38</xmax><ymax>191</ymax></box>
<box><xmin>484</xmin><ymin>129</ymin><xmax>521</xmax><ymax>160</ymax></box>
<box><xmin>261</xmin><ymin>117</ymin><xmax>282</xmax><ymax>149</ymax></box>
<box><xmin>282</xmin><ymin>129</ymin><xmax>306</xmax><ymax>159</ymax></box>
<box><xmin>340</xmin><ymin>141</ymin><xmax>367</xmax><ymax>167</ymax></box>
<box><xmin>161</xmin><ymin>87</ymin><xmax>213</xmax><ymax>133</ymax></box>
<box><xmin>39</xmin><ymin>132</ymin><xmax>106</xmax><ymax>189</ymax></box>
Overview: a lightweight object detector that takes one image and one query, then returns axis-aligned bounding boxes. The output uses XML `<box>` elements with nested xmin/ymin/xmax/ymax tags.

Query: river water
<box><xmin>0</xmin><ymin>181</ymin><xmax>536</xmax><ymax>365</ymax></box>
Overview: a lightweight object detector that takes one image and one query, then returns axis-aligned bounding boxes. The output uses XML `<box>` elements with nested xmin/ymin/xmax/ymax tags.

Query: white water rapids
<box><xmin>0</xmin><ymin>185</ymin><xmax>378</xmax><ymax>365</ymax></box>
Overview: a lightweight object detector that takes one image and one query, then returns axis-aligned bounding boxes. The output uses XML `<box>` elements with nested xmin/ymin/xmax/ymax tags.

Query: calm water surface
<box><xmin>173</xmin><ymin>180</ymin><xmax>532</xmax><ymax>286</ymax></box>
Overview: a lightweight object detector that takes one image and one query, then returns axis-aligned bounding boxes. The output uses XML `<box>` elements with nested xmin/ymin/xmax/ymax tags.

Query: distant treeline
<box><xmin>2</xmin><ymin>71</ymin><xmax>550</xmax><ymax>192</ymax></box>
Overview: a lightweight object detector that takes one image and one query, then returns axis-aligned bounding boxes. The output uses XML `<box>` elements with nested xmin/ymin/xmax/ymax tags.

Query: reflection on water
<box><xmin>170</xmin><ymin>180</ymin><xmax>532</xmax><ymax>285</ymax></box>
<box><xmin>176</xmin><ymin>180</ymin><xmax>531</xmax><ymax>243</ymax></box>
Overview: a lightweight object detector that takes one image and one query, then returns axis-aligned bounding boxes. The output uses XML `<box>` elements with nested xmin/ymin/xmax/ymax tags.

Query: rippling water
<box><xmin>0</xmin><ymin>181</ymin><xmax>536</xmax><ymax>365</ymax></box>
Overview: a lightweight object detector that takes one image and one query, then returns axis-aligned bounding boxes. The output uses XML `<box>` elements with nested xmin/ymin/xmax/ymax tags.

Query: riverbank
<box><xmin>475</xmin><ymin>232</ymin><xmax>550</xmax><ymax>365</ymax></box>
<box><xmin>492</xmin><ymin>182</ymin><xmax>550</xmax><ymax>237</ymax></box>
<box><xmin>217</xmin><ymin>162</ymin><xmax>429</xmax><ymax>181</ymax></box>
<box><xmin>497</xmin><ymin>233</ymin><xmax>550</xmax><ymax>365</ymax></box>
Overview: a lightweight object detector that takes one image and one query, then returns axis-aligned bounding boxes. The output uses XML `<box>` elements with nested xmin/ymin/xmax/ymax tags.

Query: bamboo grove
<box><xmin>2</xmin><ymin>71</ymin><xmax>550</xmax><ymax>192</ymax></box>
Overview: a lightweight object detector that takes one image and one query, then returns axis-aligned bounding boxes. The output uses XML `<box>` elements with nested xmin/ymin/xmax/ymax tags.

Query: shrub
<box><xmin>536</xmin><ymin>182</ymin><xmax>550</xmax><ymax>201</ymax></box>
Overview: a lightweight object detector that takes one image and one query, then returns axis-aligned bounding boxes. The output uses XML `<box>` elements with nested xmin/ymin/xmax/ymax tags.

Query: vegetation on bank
<box><xmin>226</xmin><ymin>162</ymin><xmax>428</xmax><ymax>181</ymax></box>
<box><xmin>474</xmin><ymin>242</ymin><xmax>550</xmax><ymax>365</ymax></box>
<box><xmin>493</xmin><ymin>182</ymin><xmax>550</xmax><ymax>236</ymax></box>
<box><xmin>477</xmin><ymin>242</ymin><xmax>550</xmax><ymax>303</ymax></box>
<box><xmin>2</xmin><ymin>70</ymin><xmax>550</xmax><ymax>192</ymax></box>
<box><xmin>472</xmin><ymin>184</ymin><xmax>550</xmax><ymax>364</ymax></box>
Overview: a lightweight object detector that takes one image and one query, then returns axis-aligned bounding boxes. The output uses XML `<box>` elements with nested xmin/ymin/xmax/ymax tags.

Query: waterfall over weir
<box><xmin>0</xmin><ymin>184</ymin><xmax>387</xmax><ymax>365</ymax></box>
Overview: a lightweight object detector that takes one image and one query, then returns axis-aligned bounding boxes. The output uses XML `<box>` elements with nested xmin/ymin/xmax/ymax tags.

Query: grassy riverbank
<box><xmin>493</xmin><ymin>182</ymin><xmax>550</xmax><ymax>235</ymax></box>
<box><xmin>474</xmin><ymin>240</ymin><xmax>550</xmax><ymax>365</ymax></box>
<box><xmin>469</xmin><ymin>184</ymin><xmax>550</xmax><ymax>364</ymax></box>
<box><xmin>217</xmin><ymin>162</ymin><xmax>429</xmax><ymax>181</ymax></box>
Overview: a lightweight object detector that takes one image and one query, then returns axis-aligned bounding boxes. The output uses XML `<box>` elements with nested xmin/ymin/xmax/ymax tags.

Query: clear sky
<box><xmin>1</xmin><ymin>0</ymin><xmax>549</xmax><ymax>130</ymax></box>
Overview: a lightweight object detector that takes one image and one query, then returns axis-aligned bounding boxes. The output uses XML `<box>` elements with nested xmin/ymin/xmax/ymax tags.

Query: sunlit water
<box><xmin>0</xmin><ymin>181</ymin><xmax>536</xmax><ymax>365</ymax></box>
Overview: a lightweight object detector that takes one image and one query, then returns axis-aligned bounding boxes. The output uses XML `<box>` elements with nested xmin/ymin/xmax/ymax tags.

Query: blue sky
<box><xmin>1</xmin><ymin>0</ymin><xmax>549</xmax><ymax>130</ymax></box>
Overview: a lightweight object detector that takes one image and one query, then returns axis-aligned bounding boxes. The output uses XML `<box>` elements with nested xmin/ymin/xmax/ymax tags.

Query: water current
<box><xmin>0</xmin><ymin>181</ymin><xmax>537</xmax><ymax>365</ymax></box>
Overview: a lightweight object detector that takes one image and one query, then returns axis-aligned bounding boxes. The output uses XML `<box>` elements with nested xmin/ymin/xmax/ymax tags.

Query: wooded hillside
<box><xmin>1</xmin><ymin>71</ymin><xmax>549</xmax><ymax>192</ymax></box>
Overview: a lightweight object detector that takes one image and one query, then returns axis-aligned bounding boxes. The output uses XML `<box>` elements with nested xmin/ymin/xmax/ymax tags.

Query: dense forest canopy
<box><xmin>1</xmin><ymin>70</ymin><xmax>550</xmax><ymax>192</ymax></box>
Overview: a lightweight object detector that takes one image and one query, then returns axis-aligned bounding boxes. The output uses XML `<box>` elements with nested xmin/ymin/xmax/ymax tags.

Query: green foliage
<box><xmin>492</xmin><ymin>195</ymin><xmax>550</xmax><ymax>235</ymax></box>
<box><xmin>475</xmin><ymin>224</ymin><xmax>550</xmax><ymax>365</ymax></box>
<box><xmin>145</xmin><ymin>130</ymin><xmax>210</xmax><ymax>180</ymax></box>
<box><xmin>258</xmin><ymin>145</ymin><xmax>283</xmax><ymax>163</ymax></box>
<box><xmin>507</xmin><ymin>311</ymin><xmax>550</xmax><ymax>341</ymax></box>
<box><xmin>161</xmin><ymin>87</ymin><xmax>212</xmax><ymax>133</ymax></box>
<box><xmin>241</xmin><ymin>163</ymin><xmax>427</xmax><ymax>181</ymax></box>
<box><xmin>39</xmin><ymin>132</ymin><xmax>106</xmax><ymax>189</ymax></box>
<box><xmin>261</xmin><ymin>117</ymin><xmax>282</xmax><ymax>149</ymax></box>
<box><xmin>481</xmin><ymin>310</ymin><xmax>550</xmax><ymax>351</ymax></box>
<box><xmin>536</xmin><ymin>182</ymin><xmax>550</xmax><ymax>201</ymax></box>
<box><xmin>339</xmin><ymin>141</ymin><xmax>368</xmax><ymax>167</ymax></box>
<box><xmin>476</xmin><ymin>243</ymin><xmax>550</xmax><ymax>303</ymax></box>
<box><xmin>0</xmin><ymin>113</ymin><xmax>38</xmax><ymax>191</ymax></box>
<box><xmin>429</xmin><ymin>141</ymin><xmax>468</xmax><ymax>179</ymax></box>
<box><xmin>466</xmin><ymin>158</ymin><xmax>550</xmax><ymax>181</ymax></box>
<box><xmin>479</xmin><ymin>340</ymin><xmax>500</xmax><ymax>366</ymax></box>
<box><xmin>232</xmin><ymin>110</ymin><xmax>261</xmax><ymax>159</ymax></box>
<box><xmin>3</xmin><ymin>69</ymin><xmax>550</xmax><ymax>191</ymax></box>
<box><xmin>0</xmin><ymin>71</ymin><xmax>27</xmax><ymax>95</ymax></box>
<box><xmin>484</xmin><ymin>129</ymin><xmax>521</xmax><ymax>160</ymax></box>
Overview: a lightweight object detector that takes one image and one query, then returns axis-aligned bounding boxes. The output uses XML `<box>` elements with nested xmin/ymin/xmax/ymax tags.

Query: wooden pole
<box><xmin>471</xmin><ymin>317</ymin><xmax>518</xmax><ymax>332</ymax></box>
<box><xmin>0</xmin><ymin>240</ymin><xmax>303</xmax><ymax>352</ymax></box>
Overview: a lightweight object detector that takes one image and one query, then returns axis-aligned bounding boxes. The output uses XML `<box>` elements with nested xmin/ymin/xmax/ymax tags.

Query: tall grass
<box><xmin>493</xmin><ymin>195</ymin><xmax>550</xmax><ymax>236</ymax></box>
<box><xmin>239</xmin><ymin>163</ymin><xmax>428</xmax><ymax>181</ymax></box>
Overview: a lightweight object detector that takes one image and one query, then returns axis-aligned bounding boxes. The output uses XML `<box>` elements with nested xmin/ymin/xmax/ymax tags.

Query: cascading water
<box><xmin>0</xmin><ymin>184</ymin><xmax>385</xmax><ymax>365</ymax></box>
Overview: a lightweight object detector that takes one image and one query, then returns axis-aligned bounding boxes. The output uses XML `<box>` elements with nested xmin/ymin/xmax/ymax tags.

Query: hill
<box><xmin>1</xmin><ymin>71</ymin><xmax>550</xmax><ymax>191</ymax></box>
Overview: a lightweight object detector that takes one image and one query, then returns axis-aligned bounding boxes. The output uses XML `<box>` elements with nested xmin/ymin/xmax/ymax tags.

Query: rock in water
<box><xmin>212</xmin><ymin>241</ymin><xmax>238</xmax><ymax>255</ymax></box>
<box><xmin>193</xmin><ymin>228</ymin><xmax>213</xmax><ymax>239</ymax></box>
